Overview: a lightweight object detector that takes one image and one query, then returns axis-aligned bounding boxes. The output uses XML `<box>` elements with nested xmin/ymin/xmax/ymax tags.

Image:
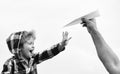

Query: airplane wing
<box><xmin>64</xmin><ymin>10</ymin><xmax>100</xmax><ymax>27</ymax></box>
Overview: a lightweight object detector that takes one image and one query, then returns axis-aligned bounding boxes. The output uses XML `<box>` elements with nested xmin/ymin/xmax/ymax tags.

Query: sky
<box><xmin>0</xmin><ymin>0</ymin><xmax>120</xmax><ymax>74</ymax></box>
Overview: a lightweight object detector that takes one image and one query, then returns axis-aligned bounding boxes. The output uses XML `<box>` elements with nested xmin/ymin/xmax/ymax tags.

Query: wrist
<box><xmin>58</xmin><ymin>42</ymin><xmax>65</xmax><ymax>51</ymax></box>
<box><xmin>89</xmin><ymin>28</ymin><xmax>101</xmax><ymax>37</ymax></box>
<box><xmin>89</xmin><ymin>27</ymin><xmax>98</xmax><ymax>34</ymax></box>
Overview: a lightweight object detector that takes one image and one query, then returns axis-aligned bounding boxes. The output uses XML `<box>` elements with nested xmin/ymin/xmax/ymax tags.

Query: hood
<box><xmin>6</xmin><ymin>31</ymin><xmax>25</xmax><ymax>55</ymax></box>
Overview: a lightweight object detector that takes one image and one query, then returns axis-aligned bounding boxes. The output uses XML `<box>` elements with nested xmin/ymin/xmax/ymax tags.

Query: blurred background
<box><xmin>0</xmin><ymin>0</ymin><xmax>120</xmax><ymax>74</ymax></box>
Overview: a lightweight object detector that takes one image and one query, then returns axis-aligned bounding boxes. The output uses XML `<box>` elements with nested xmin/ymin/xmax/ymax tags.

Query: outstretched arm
<box><xmin>34</xmin><ymin>31</ymin><xmax>71</xmax><ymax>64</ymax></box>
<box><xmin>81</xmin><ymin>18</ymin><xmax>120</xmax><ymax>74</ymax></box>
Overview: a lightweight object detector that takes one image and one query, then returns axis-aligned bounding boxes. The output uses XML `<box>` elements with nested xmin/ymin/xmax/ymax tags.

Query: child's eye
<box><xmin>27</xmin><ymin>42</ymin><xmax>33</xmax><ymax>45</ymax></box>
<box><xmin>29</xmin><ymin>42</ymin><xmax>33</xmax><ymax>45</ymax></box>
<box><xmin>28</xmin><ymin>43</ymin><xmax>32</xmax><ymax>45</ymax></box>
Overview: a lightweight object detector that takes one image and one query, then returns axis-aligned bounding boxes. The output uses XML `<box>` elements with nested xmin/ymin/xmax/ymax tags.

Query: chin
<box><xmin>29</xmin><ymin>52</ymin><xmax>33</xmax><ymax>58</ymax></box>
<box><xmin>25</xmin><ymin>54</ymin><xmax>32</xmax><ymax>59</ymax></box>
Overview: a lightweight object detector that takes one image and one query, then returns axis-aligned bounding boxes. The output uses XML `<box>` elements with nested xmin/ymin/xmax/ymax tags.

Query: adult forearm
<box><xmin>89</xmin><ymin>29</ymin><xmax>120</xmax><ymax>70</ymax></box>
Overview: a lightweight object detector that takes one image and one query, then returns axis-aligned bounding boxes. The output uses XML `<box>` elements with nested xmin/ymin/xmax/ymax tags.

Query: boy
<box><xmin>1</xmin><ymin>30</ymin><xmax>71</xmax><ymax>74</ymax></box>
<box><xmin>81</xmin><ymin>18</ymin><xmax>120</xmax><ymax>74</ymax></box>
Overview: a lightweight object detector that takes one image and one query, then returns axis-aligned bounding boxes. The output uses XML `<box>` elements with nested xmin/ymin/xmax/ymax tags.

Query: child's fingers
<box><xmin>64</xmin><ymin>31</ymin><xmax>68</xmax><ymax>36</ymax></box>
<box><xmin>62</xmin><ymin>32</ymin><xmax>65</xmax><ymax>39</ymax></box>
<box><xmin>68</xmin><ymin>37</ymin><xmax>72</xmax><ymax>41</ymax></box>
<box><xmin>62</xmin><ymin>32</ymin><xmax>64</xmax><ymax>36</ymax></box>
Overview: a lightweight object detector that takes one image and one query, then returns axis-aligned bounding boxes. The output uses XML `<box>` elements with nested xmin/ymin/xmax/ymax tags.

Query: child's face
<box><xmin>21</xmin><ymin>37</ymin><xmax>35</xmax><ymax>59</ymax></box>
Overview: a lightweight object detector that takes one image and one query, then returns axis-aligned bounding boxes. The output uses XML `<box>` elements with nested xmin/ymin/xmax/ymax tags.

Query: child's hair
<box><xmin>19</xmin><ymin>30</ymin><xmax>36</xmax><ymax>48</ymax></box>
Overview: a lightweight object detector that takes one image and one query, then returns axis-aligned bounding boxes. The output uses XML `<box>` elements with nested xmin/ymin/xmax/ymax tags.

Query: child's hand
<box><xmin>61</xmin><ymin>31</ymin><xmax>72</xmax><ymax>47</ymax></box>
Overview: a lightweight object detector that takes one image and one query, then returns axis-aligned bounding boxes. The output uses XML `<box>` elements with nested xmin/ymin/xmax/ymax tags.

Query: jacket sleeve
<box><xmin>1</xmin><ymin>58</ymin><xmax>14</xmax><ymax>74</ymax></box>
<box><xmin>34</xmin><ymin>43</ymin><xmax>65</xmax><ymax>64</ymax></box>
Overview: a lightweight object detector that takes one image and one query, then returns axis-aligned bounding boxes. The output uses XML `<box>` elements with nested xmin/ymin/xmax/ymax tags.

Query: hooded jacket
<box><xmin>6</xmin><ymin>31</ymin><xmax>23</xmax><ymax>56</ymax></box>
<box><xmin>1</xmin><ymin>31</ymin><xmax>65</xmax><ymax>74</ymax></box>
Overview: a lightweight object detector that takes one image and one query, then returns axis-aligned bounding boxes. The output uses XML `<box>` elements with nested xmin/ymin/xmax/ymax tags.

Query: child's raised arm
<box><xmin>33</xmin><ymin>31</ymin><xmax>71</xmax><ymax>64</ymax></box>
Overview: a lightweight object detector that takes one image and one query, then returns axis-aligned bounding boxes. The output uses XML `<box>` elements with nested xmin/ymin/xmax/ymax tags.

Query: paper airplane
<box><xmin>64</xmin><ymin>10</ymin><xmax>100</xmax><ymax>27</ymax></box>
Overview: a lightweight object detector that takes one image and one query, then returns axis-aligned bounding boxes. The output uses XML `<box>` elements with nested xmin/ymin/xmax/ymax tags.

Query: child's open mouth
<box><xmin>29</xmin><ymin>50</ymin><xmax>33</xmax><ymax>53</ymax></box>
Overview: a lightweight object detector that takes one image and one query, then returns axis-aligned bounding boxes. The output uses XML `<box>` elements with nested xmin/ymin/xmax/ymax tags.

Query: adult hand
<box><xmin>81</xmin><ymin>18</ymin><xmax>98</xmax><ymax>33</ymax></box>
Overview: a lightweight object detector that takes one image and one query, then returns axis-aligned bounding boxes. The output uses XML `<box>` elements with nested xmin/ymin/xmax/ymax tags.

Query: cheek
<box><xmin>22</xmin><ymin>49</ymin><xmax>29</xmax><ymax>55</ymax></box>
<box><xmin>22</xmin><ymin>45</ymin><xmax>29</xmax><ymax>52</ymax></box>
<box><xmin>23</xmin><ymin>44</ymin><xmax>30</xmax><ymax>50</ymax></box>
<box><xmin>21</xmin><ymin>45</ymin><xmax>30</xmax><ymax>54</ymax></box>
<box><xmin>21</xmin><ymin>45</ymin><xmax>31</xmax><ymax>57</ymax></box>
